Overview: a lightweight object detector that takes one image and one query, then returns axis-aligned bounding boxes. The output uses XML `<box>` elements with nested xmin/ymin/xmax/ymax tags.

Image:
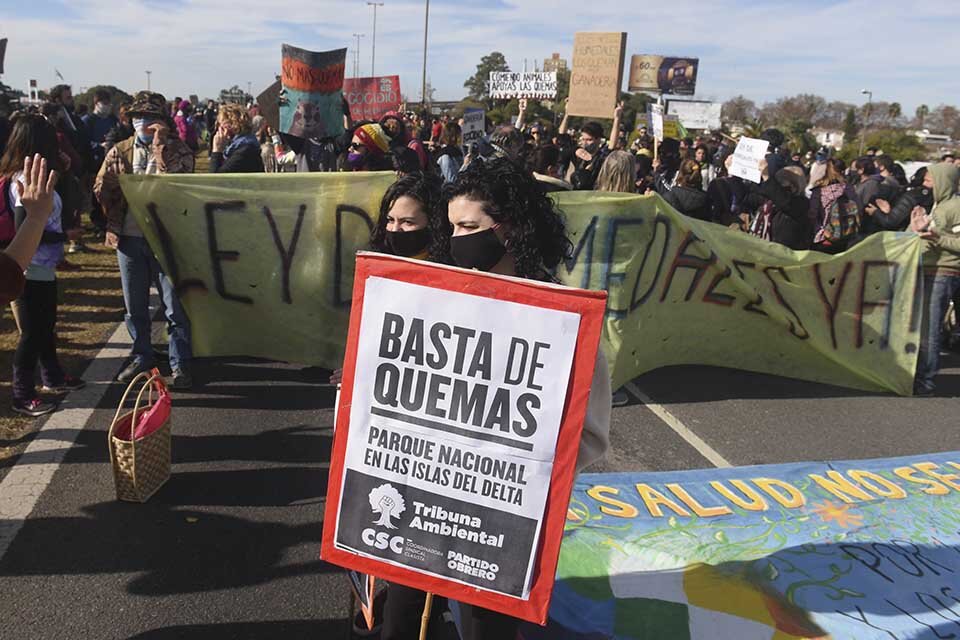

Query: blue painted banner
<box><xmin>523</xmin><ymin>452</ymin><xmax>960</xmax><ymax>639</ymax></box>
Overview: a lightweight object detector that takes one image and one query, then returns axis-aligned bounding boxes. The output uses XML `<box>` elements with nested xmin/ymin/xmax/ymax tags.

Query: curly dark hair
<box><xmin>439</xmin><ymin>157</ymin><xmax>572</xmax><ymax>281</ymax></box>
<box><xmin>369</xmin><ymin>172</ymin><xmax>446</xmax><ymax>255</ymax></box>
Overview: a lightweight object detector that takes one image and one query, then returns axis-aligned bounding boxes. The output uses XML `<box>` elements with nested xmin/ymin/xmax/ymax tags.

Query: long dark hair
<box><xmin>440</xmin><ymin>157</ymin><xmax>572</xmax><ymax>281</ymax></box>
<box><xmin>370</xmin><ymin>172</ymin><xmax>445</xmax><ymax>255</ymax></box>
<box><xmin>0</xmin><ymin>112</ymin><xmax>62</xmax><ymax>178</ymax></box>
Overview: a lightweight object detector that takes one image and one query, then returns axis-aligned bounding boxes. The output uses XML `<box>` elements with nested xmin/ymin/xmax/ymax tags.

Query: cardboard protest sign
<box><xmin>489</xmin><ymin>72</ymin><xmax>558</xmax><ymax>100</ymax></box>
<box><xmin>667</xmin><ymin>100</ymin><xmax>722</xmax><ymax>130</ymax></box>
<box><xmin>321</xmin><ymin>253</ymin><xmax>607</xmax><ymax>624</ymax></box>
<box><xmin>651</xmin><ymin>104</ymin><xmax>664</xmax><ymax>142</ymax></box>
<box><xmin>279</xmin><ymin>44</ymin><xmax>346</xmax><ymax>139</ymax></box>
<box><xmin>462</xmin><ymin>108</ymin><xmax>485</xmax><ymax>145</ymax></box>
<box><xmin>343</xmin><ymin>75</ymin><xmax>401</xmax><ymax>123</ymax></box>
<box><xmin>256</xmin><ymin>80</ymin><xmax>282</xmax><ymax>132</ymax></box>
<box><xmin>729</xmin><ymin>135</ymin><xmax>770</xmax><ymax>183</ymax></box>
<box><xmin>628</xmin><ymin>55</ymin><xmax>699</xmax><ymax>95</ymax></box>
<box><xmin>528</xmin><ymin>451</ymin><xmax>960</xmax><ymax>639</ymax></box>
<box><xmin>121</xmin><ymin>175</ymin><xmax>923</xmax><ymax>396</ymax></box>
<box><xmin>567</xmin><ymin>32</ymin><xmax>627</xmax><ymax>119</ymax></box>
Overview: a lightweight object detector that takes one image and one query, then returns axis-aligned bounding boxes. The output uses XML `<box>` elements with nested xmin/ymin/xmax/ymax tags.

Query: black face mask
<box><xmin>583</xmin><ymin>141</ymin><xmax>600</xmax><ymax>156</ymax></box>
<box><xmin>385</xmin><ymin>228</ymin><xmax>430</xmax><ymax>257</ymax></box>
<box><xmin>449</xmin><ymin>228</ymin><xmax>506</xmax><ymax>272</ymax></box>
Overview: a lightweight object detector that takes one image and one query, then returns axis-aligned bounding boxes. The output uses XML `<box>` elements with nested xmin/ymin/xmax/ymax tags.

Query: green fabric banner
<box><xmin>121</xmin><ymin>174</ymin><xmax>922</xmax><ymax>395</ymax></box>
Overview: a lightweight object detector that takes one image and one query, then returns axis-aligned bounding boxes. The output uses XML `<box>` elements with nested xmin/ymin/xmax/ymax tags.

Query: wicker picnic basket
<box><xmin>107</xmin><ymin>369</ymin><xmax>172</xmax><ymax>502</ymax></box>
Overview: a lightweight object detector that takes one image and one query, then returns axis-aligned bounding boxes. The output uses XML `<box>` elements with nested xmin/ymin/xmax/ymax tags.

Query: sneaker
<box><xmin>40</xmin><ymin>375</ymin><xmax>86</xmax><ymax>393</ymax></box>
<box><xmin>66</xmin><ymin>241</ymin><xmax>87</xmax><ymax>254</ymax></box>
<box><xmin>914</xmin><ymin>383</ymin><xmax>935</xmax><ymax>397</ymax></box>
<box><xmin>117</xmin><ymin>360</ymin><xmax>151</xmax><ymax>384</ymax></box>
<box><xmin>612</xmin><ymin>389</ymin><xmax>630</xmax><ymax>407</ymax></box>
<box><xmin>12</xmin><ymin>398</ymin><xmax>57</xmax><ymax>417</ymax></box>
<box><xmin>170</xmin><ymin>369</ymin><xmax>193</xmax><ymax>391</ymax></box>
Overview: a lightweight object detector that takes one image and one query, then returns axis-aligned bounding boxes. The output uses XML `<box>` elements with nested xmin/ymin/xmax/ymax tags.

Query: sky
<box><xmin>1</xmin><ymin>0</ymin><xmax>958</xmax><ymax>114</ymax></box>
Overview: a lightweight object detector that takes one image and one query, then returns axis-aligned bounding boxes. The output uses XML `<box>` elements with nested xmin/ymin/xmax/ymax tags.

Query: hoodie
<box><xmin>923</xmin><ymin>163</ymin><xmax>960</xmax><ymax>275</ymax></box>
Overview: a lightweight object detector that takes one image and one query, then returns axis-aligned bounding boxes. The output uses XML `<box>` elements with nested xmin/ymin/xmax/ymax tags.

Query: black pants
<box><xmin>12</xmin><ymin>279</ymin><xmax>64</xmax><ymax>400</ymax></box>
<box><xmin>381</xmin><ymin>584</ymin><xmax>520</xmax><ymax>640</ymax></box>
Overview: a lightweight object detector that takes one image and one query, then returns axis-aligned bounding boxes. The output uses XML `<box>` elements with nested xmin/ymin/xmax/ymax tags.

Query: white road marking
<box><xmin>624</xmin><ymin>381</ymin><xmax>732</xmax><ymax>468</ymax></box>
<box><xmin>0</xmin><ymin>322</ymin><xmax>131</xmax><ymax>560</ymax></box>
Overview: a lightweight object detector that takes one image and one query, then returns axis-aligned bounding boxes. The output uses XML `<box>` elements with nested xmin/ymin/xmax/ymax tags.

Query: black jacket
<box><xmin>210</xmin><ymin>141</ymin><xmax>264</xmax><ymax>173</ymax></box>
<box><xmin>706</xmin><ymin>176</ymin><xmax>747</xmax><ymax>226</ymax></box>
<box><xmin>663</xmin><ymin>185</ymin><xmax>710</xmax><ymax>221</ymax></box>
<box><xmin>867</xmin><ymin>186</ymin><xmax>931</xmax><ymax>232</ymax></box>
<box><xmin>754</xmin><ymin>178</ymin><xmax>813</xmax><ymax>250</ymax></box>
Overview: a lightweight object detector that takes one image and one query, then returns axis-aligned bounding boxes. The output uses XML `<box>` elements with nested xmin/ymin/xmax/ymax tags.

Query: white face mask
<box><xmin>94</xmin><ymin>102</ymin><xmax>111</xmax><ymax>116</ymax></box>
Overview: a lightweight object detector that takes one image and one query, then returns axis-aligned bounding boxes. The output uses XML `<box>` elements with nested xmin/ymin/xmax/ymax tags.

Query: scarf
<box><xmin>749</xmin><ymin>200</ymin><xmax>774</xmax><ymax>241</ymax></box>
<box><xmin>224</xmin><ymin>133</ymin><xmax>258</xmax><ymax>158</ymax></box>
<box><xmin>814</xmin><ymin>182</ymin><xmax>847</xmax><ymax>244</ymax></box>
<box><xmin>132</xmin><ymin>137</ymin><xmax>159</xmax><ymax>175</ymax></box>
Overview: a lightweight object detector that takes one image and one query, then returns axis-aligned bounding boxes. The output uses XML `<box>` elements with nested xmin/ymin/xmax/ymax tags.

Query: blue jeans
<box><xmin>916</xmin><ymin>273</ymin><xmax>960</xmax><ymax>392</ymax></box>
<box><xmin>116</xmin><ymin>235</ymin><xmax>192</xmax><ymax>371</ymax></box>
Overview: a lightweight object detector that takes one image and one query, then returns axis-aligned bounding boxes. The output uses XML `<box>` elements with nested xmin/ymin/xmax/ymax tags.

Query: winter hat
<box><xmin>355</xmin><ymin>123</ymin><xmax>391</xmax><ymax>156</ymax></box>
<box><xmin>178</xmin><ymin>99</ymin><xmax>192</xmax><ymax>111</ymax></box>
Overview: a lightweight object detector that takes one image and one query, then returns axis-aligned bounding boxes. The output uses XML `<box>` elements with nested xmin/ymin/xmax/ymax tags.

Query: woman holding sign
<box><xmin>329</xmin><ymin>172</ymin><xmax>444</xmax><ymax>381</ymax></box>
<box><xmin>379</xmin><ymin>158</ymin><xmax>612</xmax><ymax>640</ymax></box>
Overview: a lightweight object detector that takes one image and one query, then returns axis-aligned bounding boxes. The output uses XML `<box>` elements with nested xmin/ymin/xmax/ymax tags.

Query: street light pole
<box><xmin>367</xmin><ymin>2</ymin><xmax>384</xmax><ymax>77</ymax></box>
<box><xmin>859</xmin><ymin>89</ymin><xmax>873</xmax><ymax>156</ymax></box>
<box><xmin>145</xmin><ymin>70</ymin><xmax>151</xmax><ymax>91</ymax></box>
<box><xmin>353</xmin><ymin>33</ymin><xmax>365</xmax><ymax>78</ymax></box>
<box><xmin>421</xmin><ymin>0</ymin><xmax>430</xmax><ymax>108</ymax></box>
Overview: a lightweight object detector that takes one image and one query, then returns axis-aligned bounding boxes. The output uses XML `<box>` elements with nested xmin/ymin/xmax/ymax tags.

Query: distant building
<box><xmin>543</xmin><ymin>53</ymin><xmax>568</xmax><ymax>73</ymax></box>
<box><xmin>813</xmin><ymin>129</ymin><xmax>845</xmax><ymax>150</ymax></box>
<box><xmin>914</xmin><ymin>129</ymin><xmax>953</xmax><ymax>146</ymax></box>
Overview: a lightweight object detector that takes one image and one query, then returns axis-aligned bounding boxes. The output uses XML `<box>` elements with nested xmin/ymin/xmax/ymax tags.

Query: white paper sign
<box><xmin>463</xmin><ymin>108</ymin><xmax>485</xmax><ymax>144</ymax></box>
<box><xmin>667</xmin><ymin>100</ymin><xmax>722</xmax><ymax>130</ymax></box>
<box><xmin>651</xmin><ymin>103</ymin><xmax>664</xmax><ymax>142</ymax></box>
<box><xmin>334</xmin><ymin>276</ymin><xmax>580</xmax><ymax>599</ymax></box>
<box><xmin>489</xmin><ymin>71</ymin><xmax>558</xmax><ymax>100</ymax></box>
<box><xmin>729</xmin><ymin>136</ymin><xmax>769</xmax><ymax>184</ymax></box>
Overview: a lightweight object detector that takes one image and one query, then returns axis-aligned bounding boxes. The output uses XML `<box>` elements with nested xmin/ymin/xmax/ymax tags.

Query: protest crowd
<box><xmin>1</xmin><ymin>65</ymin><xmax>959</xmax><ymax>638</ymax></box>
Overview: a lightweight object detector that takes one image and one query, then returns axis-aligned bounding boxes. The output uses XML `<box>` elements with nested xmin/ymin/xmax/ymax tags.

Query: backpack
<box><xmin>820</xmin><ymin>189</ymin><xmax>860</xmax><ymax>243</ymax></box>
<box><xmin>0</xmin><ymin>177</ymin><xmax>14</xmax><ymax>246</ymax></box>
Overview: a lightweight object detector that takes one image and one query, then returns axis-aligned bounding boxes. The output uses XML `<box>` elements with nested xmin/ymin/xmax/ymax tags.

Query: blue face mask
<box><xmin>133</xmin><ymin>118</ymin><xmax>158</xmax><ymax>144</ymax></box>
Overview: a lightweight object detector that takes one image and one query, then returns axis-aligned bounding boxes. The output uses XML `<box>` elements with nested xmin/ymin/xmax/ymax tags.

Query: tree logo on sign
<box><xmin>369</xmin><ymin>484</ymin><xmax>406</xmax><ymax>529</ymax></box>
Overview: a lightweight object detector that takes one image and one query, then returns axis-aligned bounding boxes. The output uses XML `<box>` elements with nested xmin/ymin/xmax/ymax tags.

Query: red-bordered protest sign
<box><xmin>321</xmin><ymin>252</ymin><xmax>606</xmax><ymax>624</ymax></box>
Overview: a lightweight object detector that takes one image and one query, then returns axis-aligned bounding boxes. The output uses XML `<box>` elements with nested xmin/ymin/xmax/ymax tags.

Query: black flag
<box><xmin>0</xmin><ymin>39</ymin><xmax>7</xmax><ymax>75</ymax></box>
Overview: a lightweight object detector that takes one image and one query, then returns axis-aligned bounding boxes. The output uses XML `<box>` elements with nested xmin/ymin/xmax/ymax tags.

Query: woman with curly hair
<box><xmin>210</xmin><ymin>103</ymin><xmax>264</xmax><ymax>173</ymax></box>
<box><xmin>398</xmin><ymin>157</ymin><xmax>612</xmax><ymax>640</ymax></box>
<box><xmin>369</xmin><ymin>171</ymin><xmax>446</xmax><ymax>259</ymax></box>
<box><xmin>329</xmin><ymin>172</ymin><xmax>443</xmax><ymax>384</ymax></box>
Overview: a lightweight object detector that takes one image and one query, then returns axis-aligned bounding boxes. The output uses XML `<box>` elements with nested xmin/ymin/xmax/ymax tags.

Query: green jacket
<box><xmin>923</xmin><ymin>163</ymin><xmax>960</xmax><ymax>273</ymax></box>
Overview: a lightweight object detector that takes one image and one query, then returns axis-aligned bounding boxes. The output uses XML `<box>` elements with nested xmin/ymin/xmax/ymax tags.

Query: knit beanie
<box><xmin>355</xmin><ymin>123</ymin><xmax>391</xmax><ymax>156</ymax></box>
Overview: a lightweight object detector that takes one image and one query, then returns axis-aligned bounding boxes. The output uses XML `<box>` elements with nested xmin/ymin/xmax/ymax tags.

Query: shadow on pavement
<box><xmin>627</xmin><ymin>356</ymin><xmax>960</xmax><ymax>403</ymax></box>
<box><xmin>128</xmin><ymin>620</ymin><xmax>348</xmax><ymax>639</ymax></box>
<box><xmin>1</xmin><ymin>425</ymin><xmax>333</xmax><ymax>470</ymax></box>
<box><xmin>0</xmin><ymin>501</ymin><xmax>337</xmax><ymax>594</ymax></box>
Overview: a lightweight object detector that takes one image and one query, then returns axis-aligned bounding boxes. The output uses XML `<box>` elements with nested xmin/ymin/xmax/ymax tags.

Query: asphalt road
<box><xmin>1</xmin><ymin>329</ymin><xmax>958</xmax><ymax>639</ymax></box>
